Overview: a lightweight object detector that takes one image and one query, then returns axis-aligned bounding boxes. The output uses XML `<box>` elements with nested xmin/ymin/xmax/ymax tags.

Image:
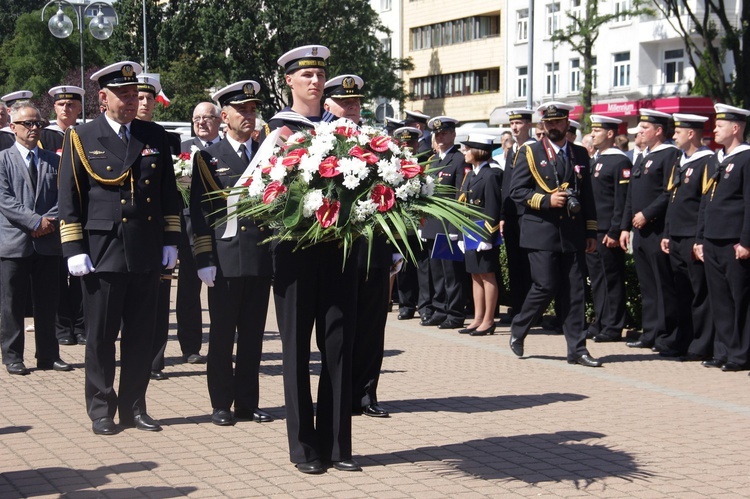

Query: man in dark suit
<box><xmin>191</xmin><ymin>80</ymin><xmax>274</xmax><ymax>426</ymax></box>
<box><xmin>421</xmin><ymin>116</ymin><xmax>467</xmax><ymax>330</ymax></box>
<box><xmin>509</xmin><ymin>102</ymin><xmax>601</xmax><ymax>367</ymax></box>
<box><xmin>0</xmin><ymin>102</ymin><xmax>72</xmax><ymax>376</ymax></box>
<box><xmin>586</xmin><ymin>115</ymin><xmax>630</xmax><ymax>343</ymax></box>
<box><xmin>181</xmin><ymin>102</ymin><xmax>222</xmax><ymax>153</ymax></box>
<box><xmin>40</xmin><ymin>85</ymin><xmax>87</xmax><ymax>348</ymax></box>
<box><xmin>1</xmin><ymin>92</ymin><xmax>33</xmax><ymax>151</ymax></box>
<box><xmin>57</xmin><ymin>61</ymin><xmax>181</xmax><ymax>435</ymax></box>
<box><xmin>619</xmin><ymin>109</ymin><xmax>681</xmax><ymax>353</ymax></box>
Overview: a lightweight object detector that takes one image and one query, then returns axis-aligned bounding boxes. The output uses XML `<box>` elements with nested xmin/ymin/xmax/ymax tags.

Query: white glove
<box><xmin>68</xmin><ymin>254</ymin><xmax>95</xmax><ymax>276</ymax></box>
<box><xmin>457</xmin><ymin>241</ymin><xmax>465</xmax><ymax>253</ymax></box>
<box><xmin>418</xmin><ymin>229</ymin><xmax>426</xmax><ymax>242</ymax></box>
<box><xmin>162</xmin><ymin>245</ymin><xmax>178</xmax><ymax>269</ymax></box>
<box><xmin>477</xmin><ymin>241</ymin><xmax>493</xmax><ymax>252</ymax></box>
<box><xmin>197</xmin><ymin>266</ymin><xmax>217</xmax><ymax>287</ymax></box>
<box><xmin>448</xmin><ymin>233</ymin><xmax>459</xmax><ymax>241</ymax></box>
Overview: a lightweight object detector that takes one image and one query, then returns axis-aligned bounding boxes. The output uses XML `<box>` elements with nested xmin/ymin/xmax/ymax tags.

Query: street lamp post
<box><xmin>41</xmin><ymin>0</ymin><xmax>118</xmax><ymax>123</ymax></box>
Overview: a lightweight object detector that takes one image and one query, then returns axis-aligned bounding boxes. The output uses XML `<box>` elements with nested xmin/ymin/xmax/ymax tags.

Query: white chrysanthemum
<box><xmin>377</xmin><ymin>157</ymin><xmax>404</xmax><ymax>185</ymax></box>
<box><xmin>246</xmin><ymin>170</ymin><xmax>265</xmax><ymax>198</ymax></box>
<box><xmin>269</xmin><ymin>163</ymin><xmax>288</xmax><ymax>182</ymax></box>
<box><xmin>315</xmin><ymin>121</ymin><xmax>335</xmax><ymax>136</ymax></box>
<box><xmin>387</xmin><ymin>141</ymin><xmax>401</xmax><ymax>155</ymax></box>
<box><xmin>421</xmin><ymin>175</ymin><xmax>435</xmax><ymax>196</ymax></box>
<box><xmin>302</xmin><ymin>189</ymin><xmax>324</xmax><ymax>218</ymax></box>
<box><xmin>353</xmin><ymin>199</ymin><xmax>378</xmax><ymax>222</ymax></box>
<box><xmin>298</xmin><ymin>153</ymin><xmax>322</xmax><ymax>184</ymax></box>
<box><xmin>396</xmin><ymin>178</ymin><xmax>422</xmax><ymax>200</ymax></box>
<box><xmin>287</xmin><ymin>131</ymin><xmax>307</xmax><ymax>145</ymax></box>
<box><xmin>308</xmin><ymin>135</ymin><xmax>335</xmax><ymax>157</ymax></box>
<box><xmin>337</xmin><ymin>157</ymin><xmax>369</xmax><ymax>190</ymax></box>
<box><xmin>356</xmin><ymin>133</ymin><xmax>370</xmax><ymax>146</ymax></box>
<box><xmin>342</xmin><ymin>175</ymin><xmax>361</xmax><ymax>189</ymax></box>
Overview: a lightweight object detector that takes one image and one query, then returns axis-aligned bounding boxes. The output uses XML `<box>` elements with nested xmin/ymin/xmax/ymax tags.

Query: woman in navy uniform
<box><xmin>458</xmin><ymin>134</ymin><xmax>502</xmax><ymax>337</ymax></box>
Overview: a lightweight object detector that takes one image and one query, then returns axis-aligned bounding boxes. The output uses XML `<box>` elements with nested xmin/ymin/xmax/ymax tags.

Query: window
<box><xmin>381</xmin><ymin>37</ymin><xmax>392</xmax><ymax>57</ymax></box>
<box><xmin>411</xmin><ymin>69</ymin><xmax>500</xmax><ymax>99</ymax></box>
<box><xmin>516</xmin><ymin>9</ymin><xmax>529</xmax><ymax>42</ymax></box>
<box><xmin>613</xmin><ymin>0</ymin><xmax>631</xmax><ymax>22</ymax></box>
<box><xmin>570</xmin><ymin>58</ymin><xmax>581</xmax><ymax>93</ymax></box>
<box><xmin>613</xmin><ymin>52</ymin><xmax>631</xmax><ymax>88</ymax></box>
<box><xmin>517</xmin><ymin>66</ymin><xmax>528</xmax><ymax>98</ymax></box>
<box><xmin>591</xmin><ymin>56</ymin><xmax>598</xmax><ymax>90</ymax></box>
<box><xmin>664</xmin><ymin>48</ymin><xmax>685</xmax><ymax>83</ymax></box>
<box><xmin>545</xmin><ymin>62</ymin><xmax>560</xmax><ymax>95</ymax></box>
<box><xmin>380</xmin><ymin>0</ymin><xmax>392</xmax><ymax>11</ymax></box>
<box><xmin>571</xmin><ymin>0</ymin><xmax>582</xmax><ymax>19</ymax></box>
<box><xmin>546</xmin><ymin>3</ymin><xmax>561</xmax><ymax>37</ymax></box>
<box><xmin>410</xmin><ymin>16</ymin><xmax>501</xmax><ymax>50</ymax></box>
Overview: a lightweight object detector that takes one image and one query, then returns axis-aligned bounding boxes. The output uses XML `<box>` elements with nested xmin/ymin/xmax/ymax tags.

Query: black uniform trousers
<box><xmin>82</xmin><ymin>271</ymin><xmax>159</xmax><ymax>422</ymax></box>
<box><xmin>704</xmin><ymin>239</ymin><xmax>750</xmax><ymax>366</ymax></box>
<box><xmin>175</xmin><ymin>210</ymin><xmax>203</xmax><ymax>357</ymax></box>
<box><xmin>503</xmin><ymin>216</ymin><xmax>531</xmax><ymax>317</ymax></box>
<box><xmin>670</xmin><ymin>236</ymin><xmax>713</xmax><ymax>356</ymax></box>
<box><xmin>428</xmin><ymin>255</ymin><xmax>465</xmax><ymax>322</ymax></box>
<box><xmin>585</xmin><ymin>235</ymin><xmax>626</xmax><ymax>339</ymax></box>
<box><xmin>632</xmin><ymin>230</ymin><xmax>680</xmax><ymax>349</ymax></box>
<box><xmin>0</xmin><ymin>254</ymin><xmax>60</xmax><ymax>364</ymax></box>
<box><xmin>273</xmin><ymin>241</ymin><xmax>357</xmax><ymax>464</ymax></box>
<box><xmin>207</xmin><ymin>273</ymin><xmax>271</xmax><ymax>412</ymax></box>
<box><xmin>510</xmin><ymin>250</ymin><xmax>588</xmax><ymax>360</ymax></box>
<box><xmin>55</xmin><ymin>272</ymin><xmax>84</xmax><ymax>342</ymax></box>
<box><xmin>396</xmin><ymin>235</ymin><xmax>432</xmax><ymax>317</ymax></box>
<box><xmin>150</xmin><ymin>272</ymin><xmax>173</xmax><ymax>372</ymax></box>
<box><xmin>352</xmin><ymin>265</ymin><xmax>390</xmax><ymax>409</ymax></box>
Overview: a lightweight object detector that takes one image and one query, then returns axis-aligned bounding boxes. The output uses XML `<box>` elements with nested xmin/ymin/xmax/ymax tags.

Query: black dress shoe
<box><xmin>626</xmin><ymin>340</ymin><xmax>653</xmax><ymax>349</ymax></box>
<box><xmin>722</xmin><ymin>362</ymin><xmax>745</xmax><ymax>372</ymax></box>
<box><xmin>438</xmin><ymin>319</ymin><xmax>464</xmax><ymax>329</ymax></box>
<box><xmin>58</xmin><ymin>336</ymin><xmax>76</xmax><ymax>346</ymax></box>
<box><xmin>235</xmin><ymin>408</ymin><xmax>273</xmax><ymax>423</ymax></box>
<box><xmin>568</xmin><ymin>354</ymin><xmax>603</xmax><ymax>367</ymax></box>
<box><xmin>362</xmin><ymin>403</ymin><xmax>389</xmax><ymax>418</ymax></box>
<box><xmin>420</xmin><ymin>315</ymin><xmax>444</xmax><ymax>326</ymax></box>
<box><xmin>332</xmin><ymin>459</ymin><xmax>362</xmax><ymax>472</ymax></box>
<box><xmin>92</xmin><ymin>417</ymin><xmax>117</xmax><ymax>435</ymax></box>
<box><xmin>296</xmin><ymin>459</ymin><xmax>325</xmax><ymax>474</ymax></box>
<box><xmin>121</xmin><ymin>413</ymin><xmax>162</xmax><ymax>432</ymax></box>
<box><xmin>150</xmin><ymin>370</ymin><xmax>168</xmax><ymax>380</ymax></box>
<box><xmin>397</xmin><ymin>310</ymin><xmax>415</xmax><ymax>320</ymax></box>
<box><xmin>702</xmin><ymin>359</ymin><xmax>724</xmax><ymax>368</ymax></box>
<box><xmin>211</xmin><ymin>408</ymin><xmax>236</xmax><ymax>426</ymax></box>
<box><xmin>509</xmin><ymin>335</ymin><xmax>524</xmax><ymax>357</ymax></box>
<box><xmin>184</xmin><ymin>353</ymin><xmax>207</xmax><ymax>364</ymax></box>
<box><xmin>458</xmin><ymin>327</ymin><xmax>477</xmax><ymax>335</ymax></box>
<box><xmin>470</xmin><ymin>324</ymin><xmax>496</xmax><ymax>336</ymax></box>
<box><xmin>37</xmin><ymin>359</ymin><xmax>73</xmax><ymax>371</ymax></box>
<box><xmin>593</xmin><ymin>334</ymin><xmax>621</xmax><ymax>343</ymax></box>
<box><xmin>6</xmin><ymin>362</ymin><xmax>29</xmax><ymax>375</ymax></box>
<box><xmin>75</xmin><ymin>333</ymin><xmax>87</xmax><ymax>345</ymax></box>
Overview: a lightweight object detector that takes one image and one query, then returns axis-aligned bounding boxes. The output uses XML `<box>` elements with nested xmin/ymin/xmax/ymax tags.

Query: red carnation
<box><xmin>369</xmin><ymin>135</ymin><xmax>391</xmax><ymax>153</ymax></box>
<box><xmin>262</xmin><ymin>180</ymin><xmax>287</xmax><ymax>204</ymax></box>
<box><xmin>349</xmin><ymin>145</ymin><xmax>379</xmax><ymax>165</ymax></box>
<box><xmin>319</xmin><ymin>156</ymin><xmax>341</xmax><ymax>178</ymax></box>
<box><xmin>400</xmin><ymin>159</ymin><xmax>423</xmax><ymax>179</ymax></box>
<box><xmin>316</xmin><ymin>198</ymin><xmax>340</xmax><ymax>228</ymax></box>
<box><xmin>178</xmin><ymin>152</ymin><xmax>192</xmax><ymax>161</ymax></box>
<box><xmin>281</xmin><ymin>148</ymin><xmax>308</xmax><ymax>169</ymax></box>
<box><xmin>371</xmin><ymin>184</ymin><xmax>395</xmax><ymax>212</ymax></box>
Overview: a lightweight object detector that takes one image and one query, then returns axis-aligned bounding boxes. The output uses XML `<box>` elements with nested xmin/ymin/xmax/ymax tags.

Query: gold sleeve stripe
<box><xmin>527</xmin><ymin>193</ymin><xmax>545</xmax><ymax>210</ymax></box>
<box><xmin>485</xmin><ymin>221</ymin><xmax>500</xmax><ymax>234</ymax></box>
<box><xmin>586</xmin><ymin>221</ymin><xmax>598</xmax><ymax>231</ymax></box>
<box><xmin>525</xmin><ymin>147</ymin><xmax>556</xmax><ymax>194</ymax></box>
<box><xmin>193</xmin><ymin>242</ymin><xmax>213</xmax><ymax>255</ymax></box>
<box><xmin>164</xmin><ymin>215</ymin><xmax>181</xmax><ymax>232</ymax></box>
<box><xmin>60</xmin><ymin>222</ymin><xmax>83</xmax><ymax>243</ymax></box>
<box><xmin>619</xmin><ymin>180</ymin><xmax>630</xmax><ymax>184</ymax></box>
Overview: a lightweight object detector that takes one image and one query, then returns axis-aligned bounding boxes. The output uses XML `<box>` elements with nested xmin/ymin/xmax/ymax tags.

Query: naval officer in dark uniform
<box><xmin>265</xmin><ymin>45</ymin><xmax>360</xmax><ymax>474</ymax></box>
<box><xmin>191</xmin><ymin>80</ymin><xmax>273</xmax><ymax>426</ymax></box>
<box><xmin>619</xmin><ymin>109</ymin><xmax>681</xmax><ymax>353</ymax></box>
<box><xmin>695</xmin><ymin>103</ymin><xmax>750</xmax><ymax>372</ymax></box>
<box><xmin>509</xmin><ymin>102</ymin><xmax>601</xmax><ymax>367</ymax></box>
<box><xmin>661</xmin><ymin>113</ymin><xmax>715</xmax><ymax>359</ymax></box>
<box><xmin>57</xmin><ymin>61</ymin><xmax>181</xmax><ymax>435</ymax></box>
<box><xmin>586</xmin><ymin>115</ymin><xmax>630</xmax><ymax>343</ymax></box>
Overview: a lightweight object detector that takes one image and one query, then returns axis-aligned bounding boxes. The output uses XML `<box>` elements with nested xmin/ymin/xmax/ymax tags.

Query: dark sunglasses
<box><xmin>13</xmin><ymin>120</ymin><xmax>46</xmax><ymax>129</ymax></box>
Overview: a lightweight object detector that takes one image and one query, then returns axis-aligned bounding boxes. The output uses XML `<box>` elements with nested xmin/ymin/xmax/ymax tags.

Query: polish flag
<box><xmin>156</xmin><ymin>89</ymin><xmax>171</xmax><ymax>107</ymax></box>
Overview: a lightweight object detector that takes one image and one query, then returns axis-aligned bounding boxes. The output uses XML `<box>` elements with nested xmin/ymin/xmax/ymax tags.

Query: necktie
<box><xmin>28</xmin><ymin>151</ymin><xmax>38</xmax><ymax>189</ymax></box>
<box><xmin>238</xmin><ymin>144</ymin><xmax>250</xmax><ymax>166</ymax></box>
<box><xmin>119</xmin><ymin>125</ymin><xmax>129</xmax><ymax>145</ymax></box>
<box><xmin>205</xmin><ymin>140</ymin><xmax>213</xmax><ymax>147</ymax></box>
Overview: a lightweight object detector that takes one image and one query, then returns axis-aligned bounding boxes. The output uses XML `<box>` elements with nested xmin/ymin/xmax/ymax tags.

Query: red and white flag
<box><xmin>156</xmin><ymin>89</ymin><xmax>171</xmax><ymax>107</ymax></box>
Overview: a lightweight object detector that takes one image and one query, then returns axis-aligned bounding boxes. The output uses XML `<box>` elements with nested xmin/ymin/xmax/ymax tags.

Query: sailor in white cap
<box><xmin>695</xmin><ymin>103</ymin><xmax>750</xmax><ymax>371</ymax></box>
<box><xmin>658</xmin><ymin>113</ymin><xmax>715</xmax><ymax>360</ymax></box>
<box><xmin>586</xmin><ymin>114</ymin><xmax>630</xmax><ymax>343</ymax></box>
<box><xmin>502</xmin><ymin>108</ymin><xmax>535</xmax><ymax>321</ymax></box>
<box><xmin>508</xmin><ymin>100</ymin><xmax>601</xmax><ymax>367</ymax></box>
<box><xmin>323</xmin><ymin>74</ymin><xmax>364</xmax><ymax>123</ymax></box>
<box><xmin>383</xmin><ymin>116</ymin><xmax>405</xmax><ymax>136</ymax></box>
<box><xmin>619</xmin><ymin>107</ymin><xmax>681</xmax><ymax>354</ymax></box>
<box><xmin>188</xmin><ymin>79</ymin><xmax>275</xmax><ymax>428</ymax></box>
<box><xmin>1</xmin><ymin>91</ymin><xmax>34</xmax><ymax>151</ymax></box>
<box><xmin>403</xmin><ymin>109</ymin><xmax>432</xmax><ymax>156</ymax></box>
<box><xmin>40</xmin><ymin>86</ymin><xmax>84</xmax><ymax>155</ymax></box>
<box><xmin>135</xmin><ymin>74</ymin><xmax>162</xmax><ymax>122</ymax></box>
<box><xmin>567</xmin><ymin>119</ymin><xmax>581</xmax><ymax>143</ymax></box>
<box><xmin>57</xmin><ymin>60</ymin><xmax>181</xmax><ymax>436</ymax></box>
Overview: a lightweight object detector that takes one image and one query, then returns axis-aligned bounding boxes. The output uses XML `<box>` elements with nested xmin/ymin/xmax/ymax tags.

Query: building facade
<box><xmin>369</xmin><ymin>0</ymin><xmax>404</xmax><ymax>122</ymax></box>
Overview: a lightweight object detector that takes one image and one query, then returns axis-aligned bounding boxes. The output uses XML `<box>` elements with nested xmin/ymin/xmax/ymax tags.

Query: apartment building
<box><xmin>370</xmin><ymin>0</ymin><xmax>404</xmax><ymax>121</ymax></box>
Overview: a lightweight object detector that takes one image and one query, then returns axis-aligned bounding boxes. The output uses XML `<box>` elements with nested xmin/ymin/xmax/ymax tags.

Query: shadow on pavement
<box><xmin>0</xmin><ymin>426</ymin><xmax>31</xmax><ymax>435</ymax></box>
<box><xmin>360</xmin><ymin>430</ymin><xmax>650</xmax><ymax>485</ymax></box>
<box><xmin>384</xmin><ymin>393</ymin><xmax>587</xmax><ymax>414</ymax></box>
<box><xmin>0</xmin><ymin>461</ymin><xmax>198</xmax><ymax>497</ymax></box>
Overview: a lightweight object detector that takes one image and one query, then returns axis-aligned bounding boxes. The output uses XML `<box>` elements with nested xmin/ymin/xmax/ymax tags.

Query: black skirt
<box><xmin>464</xmin><ymin>246</ymin><xmax>500</xmax><ymax>274</ymax></box>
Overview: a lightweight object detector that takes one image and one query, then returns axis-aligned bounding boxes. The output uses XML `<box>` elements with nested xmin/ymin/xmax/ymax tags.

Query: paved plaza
<box><xmin>2</xmin><ymin>287</ymin><xmax>750</xmax><ymax>498</ymax></box>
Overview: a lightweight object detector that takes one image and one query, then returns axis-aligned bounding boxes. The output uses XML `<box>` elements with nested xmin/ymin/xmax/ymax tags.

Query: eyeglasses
<box><xmin>13</xmin><ymin>120</ymin><xmax>46</xmax><ymax>129</ymax></box>
<box><xmin>192</xmin><ymin>115</ymin><xmax>219</xmax><ymax>124</ymax></box>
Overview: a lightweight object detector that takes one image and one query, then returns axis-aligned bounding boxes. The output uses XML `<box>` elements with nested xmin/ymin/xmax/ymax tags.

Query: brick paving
<box><xmin>2</xmin><ymin>288</ymin><xmax>750</xmax><ymax>498</ymax></box>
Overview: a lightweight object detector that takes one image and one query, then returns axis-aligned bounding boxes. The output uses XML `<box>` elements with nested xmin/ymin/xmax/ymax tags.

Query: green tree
<box><xmin>107</xmin><ymin>0</ymin><xmax>162</xmax><ymax>70</ymax></box>
<box><xmin>551</xmin><ymin>0</ymin><xmax>653</xmax><ymax>130</ymax></box>
<box><xmin>0</xmin><ymin>0</ymin><xmax>42</xmax><ymax>48</ymax></box>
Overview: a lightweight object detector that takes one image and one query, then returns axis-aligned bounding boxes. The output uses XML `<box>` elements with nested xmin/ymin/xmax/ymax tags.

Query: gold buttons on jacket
<box><xmin>146</xmin><ymin>198</ymin><xmax>151</xmax><ymax>203</ymax></box>
<box><xmin>120</xmin><ymin>199</ymin><xmax>126</xmax><ymax>205</ymax></box>
<box><xmin>240</xmin><ymin>226</ymin><xmax>247</xmax><ymax>232</ymax></box>
<box><xmin>151</xmin><ymin>164</ymin><xmax>157</xmax><ymax>169</ymax></box>
<box><xmin>148</xmin><ymin>216</ymin><xmax>152</xmax><ymax>221</ymax></box>
<box><xmin>122</xmin><ymin>218</ymin><xmax>128</xmax><ymax>223</ymax></box>
<box><xmin>106</xmin><ymin>166</ymin><xmax>112</xmax><ymax>171</ymax></box>
<box><xmin>144</xmin><ymin>180</ymin><xmax>150</xmax><ymax>185</ymax></box>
